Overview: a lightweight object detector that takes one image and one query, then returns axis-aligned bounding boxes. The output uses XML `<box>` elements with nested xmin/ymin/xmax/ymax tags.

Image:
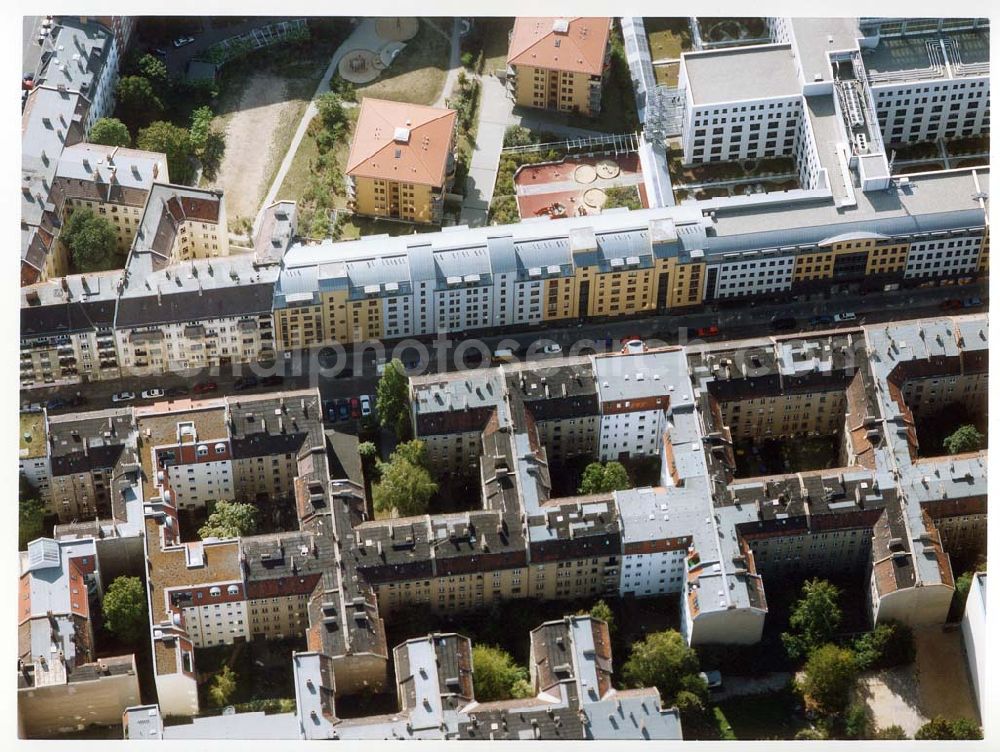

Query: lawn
<box><xmin>354</xmin><ymin>18</ymin><xmax>452</xmax><ymax>106</ymax></box>
<box><xmin>653</xmin><ymin>62</ymin><xmax>680</xmax><ymax>87</ymax></box>
<box><xmin>644</xmin><ymin>18</ymin><xmax>693</xmax><ymax>60</ymax></box>
<box><xmin>715</xmin><ymin>687</ymin><xmax>811</xmax><ymax>740</ymax></box>
<box><xmin>338</xmin><ymin>215</ymin><xmax>440</xmax><ymax>241</ymax></box>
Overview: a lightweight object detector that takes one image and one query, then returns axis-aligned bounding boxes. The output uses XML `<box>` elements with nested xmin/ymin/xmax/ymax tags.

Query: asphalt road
<box><xmin>25</xmin><ymin>282</ymin><xmax>986</xmax><ymax>416</ymax></box>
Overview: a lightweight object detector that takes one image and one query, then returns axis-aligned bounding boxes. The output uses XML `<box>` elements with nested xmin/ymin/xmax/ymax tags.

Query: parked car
<box><xmin>192</xmin><ymin>381</ymin><xmax>217</xmax><ymax>394</ymax></box>
<box><xmin>172</xmin><ymin>36</ymin><xmax>195</xmax><ymax>48</ymax></box>
<box><xmin>621</xmin><ymin>339</ymin><xmax>645</xmax><ymax>354</ymax></box>
<box><xmin>261</xmin><ymin>375</ymin><xmax>284</xmax><ymax>387</ymax></box>
<box><xmin>962</xmin><ymin>297</ymin><xmax>983</xmax><ymax>308</ymax></box>
<box><xmin>46</xmin><ymin>397</ymin><xmax>67</xmax><ymax>410</ymax></box>
<box><xmin>165</xmin><ymin>386</ymin><xmax>188</xmax><ymax>398</ymax></box>
<box><xmin>349</xmin><ymin>397</ymin><xmax>361</xmax><ymax>419</ymax></box>
<box><xmin>22</xmin><ymin>402</ymin><xmax>43</xmax><ymax>412</ymax></box>
<box><xmin>938</xmin><ymin>298</ymin><xmax>963</xmax><ymax>310</ymax></box>
<box><xmin>770</xmin><ymin>316</ymin><xmax>797</xmax><ymax>331</ymax></box>
<box><xmin>112</xmin><ymin>391</ymin><xmax>136</xmax><ymax>403</ymax></box>
<box><xmin>324</xmin><ymin>401</ymin><xmax>338</xmax><ymax>422</ymax></box>
<box><xmin>234</xmin><ymin>376</ymin><xmax>258</xmax><ymax>391</ymax></box>
<box><xmin>833</xmin><ymin>312</ymin><xmax>857</xmax><ymax>323</ymax></box>
<box><xmin>360</xmin><ymin>395</ymin><xmax>373</xmax><ymax>417</ymax></box>
<box><xmin>808</xmin><ymin>314</ymin><xmax>834</xmax><ymax>326</ymax></box>
<box><xmin>337</xmin><ymin>400</ymin><xmax>351</xmax><ymax>421</ymax></box>
<box><xmin>141</xmin><ymin>388</ymin><xmax>165</xmax><ymax>399</ymax></box>
<box><xmin>696</xmin><ymin>325</ymin><xmax>720</xmax><ymax>337</ymax></box>
<box><xmin>542</xmin><ymin>343</ymin><xmax>562</xmax><ymax>355</ymax></box>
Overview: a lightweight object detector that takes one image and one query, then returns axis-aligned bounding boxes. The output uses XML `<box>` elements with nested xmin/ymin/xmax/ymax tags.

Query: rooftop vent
<box><xmin>552</xmin><ymin>19</ymin><xmax>569</xmax><ymax>33</ymax></box>
<box><xmin>394</xmin><ymin>127</ymin><xmax>411</xmax><ymax>144</ymax></box>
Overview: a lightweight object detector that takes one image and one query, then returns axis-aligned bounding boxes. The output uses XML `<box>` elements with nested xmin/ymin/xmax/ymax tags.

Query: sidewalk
<box><xmin>460</xmin><ymin>74</ymin><xmax>515</xmax><ymax>227</ymax></box>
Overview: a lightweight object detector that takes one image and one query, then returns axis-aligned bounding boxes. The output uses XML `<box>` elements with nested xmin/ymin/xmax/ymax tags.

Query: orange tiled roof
<box><xmin>507</xmin><ymin>17</ymin><xmax>611</xmax><ymax>76</ymax></box>
<box><xmin>345</xmin><ymin>98</ymin><xmax>457</xmax><ymax>187</ymax></box>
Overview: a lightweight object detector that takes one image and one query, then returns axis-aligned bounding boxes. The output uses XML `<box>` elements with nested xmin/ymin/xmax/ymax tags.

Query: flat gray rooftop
<box><xmin>683</xmin><ymin>44</ymin><xmax>800</xmax><ymax>105</ymax></box>
<box><xmin>863</xmin><ymin>30</ymin><xmax>990</xmax><ymax>84</ymax></box>
<box><xmin>789</xmin><ymin>18</ymin><xmax>861</xmax><ymax>84</ymax></box>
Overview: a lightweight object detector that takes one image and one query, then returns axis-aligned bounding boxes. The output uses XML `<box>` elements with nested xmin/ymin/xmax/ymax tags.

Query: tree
<box><xmin>188</xmin><ymin>106</ymin><xmax>226</xmax><ymax>180</ymax></box>
<box><xmin>943</xmin><ymin>424</ymin><xmax>984</xmax><ymax>454</ymax></box>
<box><xmin>89</xmin><ymin>117</ymin><xmax>132</xmax><ymax>147</ymax></box>
<box><xmin>62</xmin><ymin>208</ymin><xmax>120</xmax><ymax>271</ymax></box>
<box><xmin>316</xmin><ymin>92</ymin><xmax>348</xmax><ymax>137</ymax></box>
<box><xmin>588</xmin><ymin>600</ymin><xmax>615</xmax><ymax>636</ymax></box>
<box><xmin>19</xmin><ymin>477</ymin><xmax>46</xmax><ymax>549</ymax></box>
<box><xmin>674</xmin><ymin>690</ymin><xmax>706</xmax><ymax>723</ymax></box>
<box><xmin>372</xmin><ymin>445</ymin><xmax>437</xmax><ymax>518</ymax></box>
<box><xmin>874</xmin><ymin>725</ymin><xmax>908</xmax><ymax>740</ymax></box>
<box><xmin>781</xmin><ymin>579</ymin><xmax>842</xmax><ymax>661</ymax></box>
<box><xmin>800</xmin><ymin>644</ymin><xmax>858</xmax><ymax>715</ymax></box>
<box><xmin>102</xmin><ymin>576</ymin><xmax>148</xmax><ymax>643</ymax></box>
<box><xmin>199</xmin><ymin>500</ymin><xmax>258</xmax><ymax>539</ymax></box>
<box><xmin>137</xmin><ymin>121</ymin><xmax>195</xmax><ymax>184</ymax></box>
<box><xmin>852</xmin><ymin>621</ymin><xmax>915</xmax><ymax>672</ymax></box>
<box><xmin>472</xmin><ymin>645</ymin><xmax>529</xmax><ymax>702</ymax></box>
<box><xmin>915</xmin><ymin>716</ymin><xmax>982</xmax><ymax>740</ymax></box>
<box><xmin>843</xmin><ymin>703</ymin><xmax>870</xmax><ymax>739</ymax></box>
<box><xmin>376</xmin><ymin>359</ymin><xmax>411</xmax><ymax>439</ymax></box>
<box><xmin>209</xmin><ymin>665</ymin><xmax>238</xmax><ymax>707</ymax></box>
<box><xmin>623</xmin><ymin>630</ymin><xmax>701</xmax><ymax>704</ymax></box>
<box><xmin>578</xmin><ymin>461</ymin><xmax>631</xmax><ymax>494</ymax></box>
<box><xmin>137</xmin><ymin>53</ymin><xmax>168</xmax><ymax>85</ymax></box>
<box><xmin>794</xmin><ymin>728</ymin><xmax>827</xmax><ymax>740</ymax></box>
<box><xmin>189</xmin><ymin>106</ymin><xmax>214</xmax><ymax>154</ymax></box>
<box><xmin>116</xmin><ymin>75</ymin><xmax>163</xmax><ymax>129</ymax></box>
<box><xmin>510</xmin><ymin>678</ymin><xmax>534</xmax><ymax>699</ymax></box>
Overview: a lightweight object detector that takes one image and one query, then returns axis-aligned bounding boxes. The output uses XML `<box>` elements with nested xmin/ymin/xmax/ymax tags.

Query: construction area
<box><xmin>513</xmin><ymin>153</ymin><xmax>647</xmax><ymax>219</ymax></box>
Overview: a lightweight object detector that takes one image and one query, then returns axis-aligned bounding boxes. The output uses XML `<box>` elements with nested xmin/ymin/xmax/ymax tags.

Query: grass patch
<box><xmin>653</xmin><ymin>62</ymin><xmax>680</xmax><ymax>87</ymax></box>
<box><xmin>339</xmin><ymin>215</ymin><xmax>439</xmax><ymax>240</ymax></box>
<box><xmin>354</xmin><ymin>18</ymin><xmax>451</xmax><ymax>106</ymax></box>
<box><xmin>713</xmin><ymin>707</ymin><xmax>737</xmax><ymax>740</ymax></box>
<box><xmin>644</xmin><ymin>18</ymin><xmax>693</xmax><ymax>60</ymax></box>
<box><xmin>716</xmin><ymin>687</ymin><xmax>810</xmax><ymax>740</ymax></box>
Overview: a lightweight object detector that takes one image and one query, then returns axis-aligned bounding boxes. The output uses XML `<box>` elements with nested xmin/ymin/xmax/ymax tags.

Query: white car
<box><xmin>542</xmin><ymin>343</ymin><xmax>562</xmax><ymax>355</ymax></box>
<box><xmin>112</xmin><ymin>391</ymin><xmax>136</xmax><ymax>403</ymax></box>
<box><xmin>141</xmin><ymin>388</ymin><xmax>165</xmax><ymax>399</ymax></box>
<box><xmin>172</xmin><ymin>36</ymin><xmax>195</xmax><ymax>48</ymax></box>
<box><xmin>359</xmin><ymin>395</ymin><xmax>373</xmax><ymax>417</ymax></box>
<box><xmin>833</xmin><ymin>312</ymin><xmax>857</xmax><ymax>322</ymax></box>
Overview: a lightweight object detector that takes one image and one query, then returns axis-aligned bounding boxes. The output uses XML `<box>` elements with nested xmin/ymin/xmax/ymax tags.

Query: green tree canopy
<box><xmin>376</xmin><ymin>359</ymin><xmax>411</xmax><ymax>439</ymax></box>
<box><xmin>800</xmin><ymin>644</ymin><xmax>858</xmax><ymax>715</ymax></box>
<box><xmin>102</xmin><ymin>576</ymin><xmax>148</xmax><ymax>643</ymax></box>
<box><xmin>874</xmin><ymin>724</ymin><xmax>908</xmax><ymax>740</ymax></box>
<box><xmin>852</xmin><ymin>621</ymin><xmax>915</xmax><ymax>672</ymax></box>
<box><xmin>116</xmin><ymin>75</ymin><xmax>164</xmax><ymax>129</ymax></box>
<box><xmin>137</xmin><ymin>121</ymin><xmax>195</xmax><ymax>184</ymax></box>
<box><xmin>89</xmin><ymin>117</ymin><xmax>132</xmax><ymax>147</ymax></box>
<box><xmin>209</xmin><ymin>665</ymin><xmax>238</xmax><ymax>707</ymax></box>
<box><xmin>578</xmin><ymin>461</ymin><xmax>631</xmax><ymax>494</ymax></box>
<box><xmin>19</xmin><ymin>477</ymin><xmax>46</xmax><ymax>550</ymax></box>
<box><xmin>62</xmin><ymin>208</ymin><xmax>120</xmax><ymax>272</ymax></box>
<box><xmin>472</xmin><ymin>645</ymin><xmax>530</xmax><ymax>701</ymax></box>
<box><xmin>622</xmin><ymin>629</ymin><xmax>701</xmax><ymax>704</ymax></box>
<box><xmin>510</xmin><ymin>678</ymin><xmax>534</xmax><ymax>699</ymax></box>
<box><xmin>915</xmin><ymin>716</ymin><xmax>982</xmax><ymax>740</ymax></box>
<box><xmin>588</xmin><ymin>599</ymin><xmax>615</xmax><ymax>636</ymax></box>
<box><xmin>943</xmin><ymin>424</ymin><xmax>984</xmax><ymax>454</ymax></box>
<box><xmin>137</xmin><ymin>53</ymin><xmax>168</xmax><ymax>85</ymax></box>
<box><xmin>188</xmin><ymin>106</ymin><xmax>226</xmax><ymax>180</ymax></box>
<box><xmin>199</xmin><ymin>500</ymin><xmax>258</xmax><ymax>539</ymax></box>
<box><xmin>316</xmin><ymin>92</ymin><xmax>349</xmax><ymax>138</ymax></box>
<box><xmin>372</xmin><ymin>443</ymin><xmax>437</xmax><ymax>518</ymax></box>
<box><xmin>781</xmin><ymin>578</ymin><xmax>842</xmax><ymax>661</ymax></box>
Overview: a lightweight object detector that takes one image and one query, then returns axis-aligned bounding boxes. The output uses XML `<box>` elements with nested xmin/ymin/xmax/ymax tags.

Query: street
<box><xmin>24</xmin><ymin>282</ymin><xmax>987</xmax><ymax>416</ymax></box>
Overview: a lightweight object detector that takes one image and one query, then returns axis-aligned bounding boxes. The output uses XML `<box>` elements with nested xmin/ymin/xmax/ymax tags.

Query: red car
<box><xmin>193</xmin><ymin>381</ymin><xmax>218</xmax><ymax>394</ymax></box>
<box><xmin>938</xmin><ymin>299</ymin><xmax>963</xmax><ymax>311</ymax></box>
<box><xmin>349</xmin><ymin>397</ymin><xmax>361</xmax><ymax>419</ymax></box>
<box><xmin>696</xmin><ymin>325</ymin><xmax>720</xmax><ymax>337</ymax></box>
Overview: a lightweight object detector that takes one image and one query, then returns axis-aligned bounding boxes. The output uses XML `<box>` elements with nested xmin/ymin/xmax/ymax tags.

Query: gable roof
<box><xmin>507</xmin><ymin>17</ymin><xmax>611</xmax><ymax>77</ymax></box>
<box><xmin>346</xmin><ymin>98</ymin><xmax>456</xmax><ymax>187</ymax></box>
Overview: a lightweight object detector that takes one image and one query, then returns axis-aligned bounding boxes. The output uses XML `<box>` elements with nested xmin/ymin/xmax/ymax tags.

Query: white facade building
<box><xmin>961</xmin><ymin>572</ymin><xmax>986</xmax><ymax>717</ymax></box>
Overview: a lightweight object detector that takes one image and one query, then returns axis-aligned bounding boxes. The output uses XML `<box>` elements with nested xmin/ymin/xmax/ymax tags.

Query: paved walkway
<box><xmin>254</xmin><ymin>19</ymin><xmax>379</xmax><ymax>236</ymax></box>
<box><xmin>459</xmin><ymin>74</ymin><xmax>514</xmax><ymax>227</ymax></box>
<box><xmin>509</xmin><ymin>109</ymin><xmax>614</xmax><ymax>139</ymax></box>
<box><xmin>433</xmin><ymin>19</ymin><xmax>463</xmax><ymax>110</ymax></box>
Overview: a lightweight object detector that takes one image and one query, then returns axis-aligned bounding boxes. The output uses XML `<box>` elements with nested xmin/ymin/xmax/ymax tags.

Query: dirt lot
<box><xmin>856</xmin><ymin>626</ymin><xmax>980</xmax><ymax>736</ymax></box>
<box><xmin>205</xmin><ymin>73</ymin><xmax>295</xmax><ymax>226</ymax></box>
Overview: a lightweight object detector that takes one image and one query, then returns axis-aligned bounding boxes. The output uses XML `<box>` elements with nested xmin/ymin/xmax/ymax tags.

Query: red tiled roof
<box><xmin>507</xmin><ymin>17</ymin><xmax>611</xmax><ymax>76</ymax></box>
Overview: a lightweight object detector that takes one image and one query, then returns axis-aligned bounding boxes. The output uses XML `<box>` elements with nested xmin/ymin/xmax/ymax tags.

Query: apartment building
<box><xmin>20</xmin><ymin>410</ymin><xmax>52</xmax><ymax>505</ymax></box>
<box><xmin>21</xmin><ymin>272</ymin><xmax>122</xmax><ymax>387</ymax></box>
<box><xmin>47</xmin><ymin>409</ymin><xmax>135</xmax><ymax>522</ymax></box>
<box><xmin>126</xmin><ymin>615</ymin><xmax>681</xmax><ymax>741</ymax></box>
<box><xmin>346</xmin><ymin>98</ymin><xmax>457</xmax><ymax>225</ymax></box>
<box><xmin>961</xmin><ymin>572</ymin><xmax>986</xmax><ymax>717</ymax></box>
<box><xmin>17</xmin><ymin>537</ymin><xmax>140</xmax><ymax>737</ymax></box>
<box><xmin>506</xmin><ymin>18</ymin><xmax>612</xmax><ymax>118</ymax></box>
<box><xmin>272</xmin><ymin>168</ymin><xmax>987</xmax><ymax>352</ymax></box>
<box><xmin>34</xmin><ymin>18</ymin><xmax>119</xmax><ymax>133</ymax></box>
<box><xmin>679</xmin><ymin>44</ymin><xmax>803</xmax><ymax>164</ymax></box>
<box><xmin>92</xmin><ymin>16</ymin><xmax>136</xmax><ymax>54</ymax></box>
